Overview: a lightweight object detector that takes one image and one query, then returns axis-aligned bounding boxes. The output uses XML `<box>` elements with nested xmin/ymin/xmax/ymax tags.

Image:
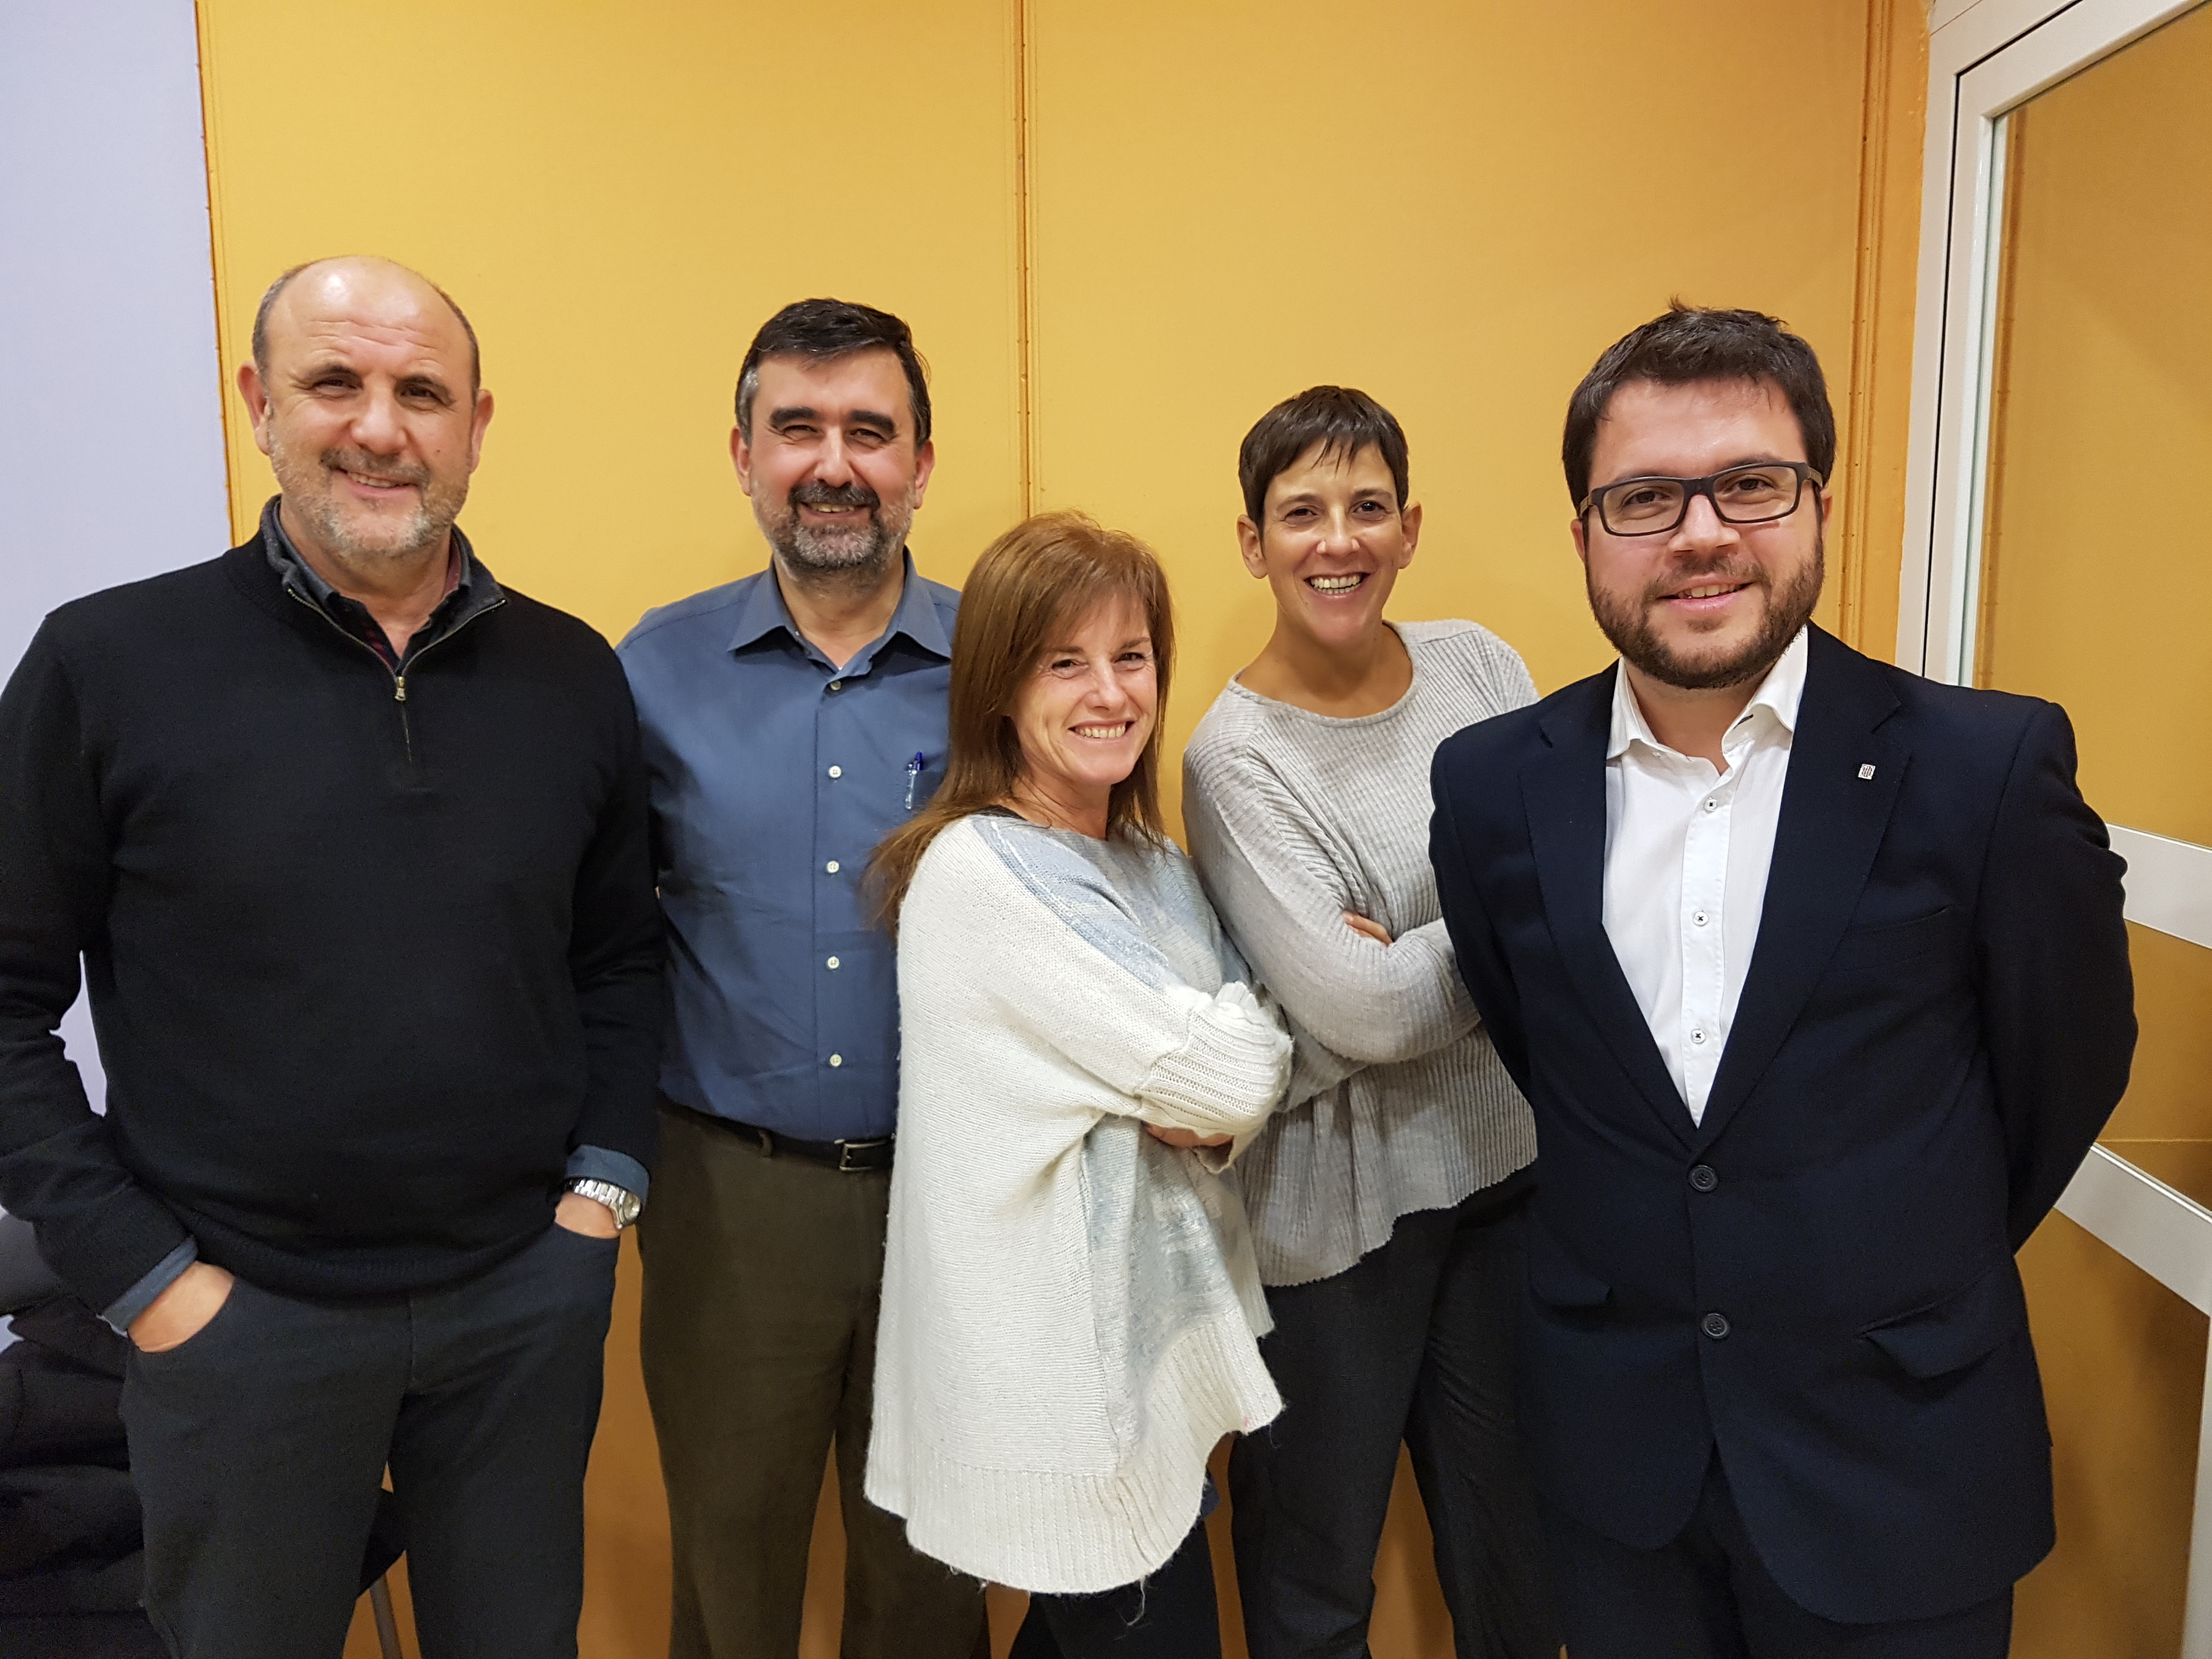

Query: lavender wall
<box><xmin>1</xmin><ymin>1</ymin><xmax>232</xmax><ymax>1123</ymax></box>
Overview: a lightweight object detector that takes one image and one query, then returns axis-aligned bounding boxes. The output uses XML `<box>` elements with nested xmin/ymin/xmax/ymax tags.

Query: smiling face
<box><xmin>733</xmin><ymin>349</ymin><xmax>935</xmax><ymax>580</ymax></box>
<box><xmin>1239</xmin><ymin>441</ymin><xmax>1420</xmax><ymax>650</ymax></box>
<box><xmin>239</xmin><ymin>258</ymin><xmax>492</xmax><ymax>571</ymax></box>
<box><xmin>1006</xmin><ymin>592</ymin><xmax>1159</xmax><ymax>828</ymax></box>
<box><xmin>1572</xmin><ymin>377</ymin><xmax>1828</xmax><ymax>690</ymax></box>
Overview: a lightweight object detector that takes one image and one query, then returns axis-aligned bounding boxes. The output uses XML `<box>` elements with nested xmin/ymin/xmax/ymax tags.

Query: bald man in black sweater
<box><xmin>0</xmin><ymin>257</ymin><xmax>663</xmax><ymax>1659</ymax></box>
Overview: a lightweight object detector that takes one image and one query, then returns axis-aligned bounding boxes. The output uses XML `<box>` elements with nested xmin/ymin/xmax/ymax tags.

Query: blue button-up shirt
<box><xmin>618</xmin><ymin>555</ymin><xmax>957</xmax><ymax>1142</ymax></box>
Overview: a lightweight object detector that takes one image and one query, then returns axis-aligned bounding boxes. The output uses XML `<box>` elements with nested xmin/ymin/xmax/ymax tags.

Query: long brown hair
<box><xmin>869</xmin><ymin>510</ymin><xmax>1176</xmax><ymax>929</ymax></box>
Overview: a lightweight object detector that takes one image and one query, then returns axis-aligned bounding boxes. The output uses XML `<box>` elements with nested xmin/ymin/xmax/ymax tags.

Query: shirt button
<box><xmin>827</xmin><ymin>765</ymin><xmax>842</xmax><ymax>779</ymax></box>
<box><xmin>1690</xmin><ymin>1028</ymin><xmax>1708</xmax><ymax>1046</ymax></box>
<box><xmin>1692</xmin><ymin>910</ymin><xmax>1709</xmax><ymax>927</ymax></box>
<box><xmin>826</xmin><ymin>956</ymin><xmax>840</xmax><ymax>970</ymax></box>
<box><xmin>1689</xmin><ymin>1164</ymin><xmax>1718</xmax><ymax>1192</ymax></box>
<box><xmin>1703</xmin><ymin>799</ymin><xmax>1719</xmax><ymax>812</ymax></box>
<box><xmin>828</xmin><ymin>680</ymin><xmax>843</xmax><ymax>692</ymax></box>
<box><xmin>1701</xmin><ymin>1312</ymin><xmax>1731</xmax><ymax>1340</ymax></box>
<box><xmin>828</xmin><ymin>1054</ymin><xmax>843</xmax><ymax>1068</ymax></box>
<box><xmin>825</xmin><ymin>860</ymin><xmax>841</xmax><ymax>874</ymax></box>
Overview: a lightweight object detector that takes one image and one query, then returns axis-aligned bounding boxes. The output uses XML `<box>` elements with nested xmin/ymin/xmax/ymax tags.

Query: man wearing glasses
<box><xmin>1430</xmin><ymin>305</ymin><xmax>2135</xmax><ymax>1657</ymax></box>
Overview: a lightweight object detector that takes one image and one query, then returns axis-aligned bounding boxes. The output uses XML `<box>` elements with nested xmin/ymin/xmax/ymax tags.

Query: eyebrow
<box><xmin>289</xmin><ymin>358</ymin><xmax>359</xmax><ymax>386</ymax></box>
<box><xmin>1274</xmin><ymin>486</ymin><xmax>1393</xmax><ymax>507</ymax></box>
<box><xmin>1596</xmin><ymin>453</ymin><xmax>1799</xmax><ymax>487</ymax></box>
<box><xmin>768</xmin><ymin>405</ymin><xmax>900</xmax><ymax>437</ymax></box>
<box><xmin>285</xmin><ymin>359</ymin><xmax>454</xmax><ymax>401</ymax></box>
<box><xmin>1041</xmin><ymin>635</ymin><xmax>1151</xmax><ymax>653</ymax></box>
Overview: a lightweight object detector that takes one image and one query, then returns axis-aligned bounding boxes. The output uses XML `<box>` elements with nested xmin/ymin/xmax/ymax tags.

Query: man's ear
<box><xmin>238</xmin><ymin>362</ymin><xmax>275</xmax><ymax>457</ymax></box>
<box><xmin>1570</xmin><ymin>514</ymin><xmax>1590</xmax><ymax>567</ymax></box>
<box><xmin>730</xmin><ymin>426</ymin><xmax>755</xmax><ymax>499</ymax></box>
<box><xmin>909</xmin><ymin>437</ymin><xmax>936</xmax><ymax>507</ymax></box>
<box><xmin>465</xmin><ymin>387</ymin><xmax>494</xmax><ymax>475</ymax></box>
<box><xmin>1235</xmin><ymin>516</ymin><xmax>1267</xmax><ymax>579</ymax></box>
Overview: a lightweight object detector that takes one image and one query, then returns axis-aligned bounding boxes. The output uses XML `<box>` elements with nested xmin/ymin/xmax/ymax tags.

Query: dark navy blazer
<box><xmin>1429</xmin><ymin>625</ymin><xmax>2135</xmax><ymax>1624</ymax></box>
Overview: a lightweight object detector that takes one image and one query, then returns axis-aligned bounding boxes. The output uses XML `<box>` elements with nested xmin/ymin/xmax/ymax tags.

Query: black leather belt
<box><xmin>664</xmin><ymin>1099</ymin><xmax>894</xmax><ymax>1173</ymax></box>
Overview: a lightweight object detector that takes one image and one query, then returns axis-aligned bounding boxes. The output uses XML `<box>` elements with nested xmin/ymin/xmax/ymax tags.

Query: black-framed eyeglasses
<box><xmin>1578</xmin><ymin>461</ymin><xmax>1824</xmax><ymax>538</ymax></box>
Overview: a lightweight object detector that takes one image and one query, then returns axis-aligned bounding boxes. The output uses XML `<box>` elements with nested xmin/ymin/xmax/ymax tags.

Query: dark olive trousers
<box><xmin>637</xmin><ymin>1103</ymin><xmax>988</xmax><ymax>1659</ymax></box>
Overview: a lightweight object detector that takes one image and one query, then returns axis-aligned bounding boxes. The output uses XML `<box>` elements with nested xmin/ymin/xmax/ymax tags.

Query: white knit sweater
<box><xmin>865</xmin><ymin>811</ymin><xmax>1291</xmax><ymax>1594</ymax></box>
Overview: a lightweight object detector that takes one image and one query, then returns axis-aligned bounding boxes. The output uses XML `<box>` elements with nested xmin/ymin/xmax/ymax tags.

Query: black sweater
<box><xmin>0</xmin><ymin>537</ymin><xmax>664</xmax><ymax>1309</ymax></box>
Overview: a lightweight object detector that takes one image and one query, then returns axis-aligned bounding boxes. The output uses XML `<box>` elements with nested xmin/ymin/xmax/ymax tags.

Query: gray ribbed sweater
<box><xmin>1182</xmin><ymin>620</ymin><xmax>1539</xmax><ymax>1286</ymax></box>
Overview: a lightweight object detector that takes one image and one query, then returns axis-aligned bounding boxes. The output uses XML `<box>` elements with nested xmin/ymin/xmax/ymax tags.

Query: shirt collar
<box><xmin>1607</xmin><ymin>624</ymin><xmax>1810</xmax><ymax>761</ymax></box>
<box><xmin>726</xmin><ymin>549</ymin><xmax>950</xmax><ymax>664</ymax></box>
<box><xmin>258</xmin><ymin>495</ymin><xmax>496</xmax><ymax>613</ymax></box>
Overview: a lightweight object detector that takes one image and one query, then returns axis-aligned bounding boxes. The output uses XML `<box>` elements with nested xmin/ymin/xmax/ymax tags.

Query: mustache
<box><xmin>1644</xmin><ymin>557</ymin><xmax>1767</xmax><ymax>602</ymax></box>
<box><xmin>321</xmin><ymin>449</ymin><xmax>430</xmax><ymax>489</ymax></box>
<box><xmin>789</xmin><ymin>481</ymin><xmax>881</xmax><ymax>512</ymax></box>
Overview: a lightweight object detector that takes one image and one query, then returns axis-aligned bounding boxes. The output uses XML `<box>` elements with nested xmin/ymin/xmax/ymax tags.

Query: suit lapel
<box><xmin>1692</xmin><ymin>629</ymin><xmax>1908</xmax><ymax>1152</ymax></box>
<box><xmin>1526</xmin><ymin>671</ymin><xmax>1695</xmax><ymax>1149</ymax></box>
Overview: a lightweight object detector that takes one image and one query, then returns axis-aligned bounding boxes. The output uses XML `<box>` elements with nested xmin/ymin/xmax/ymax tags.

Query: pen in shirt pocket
<box><xmin>905</xmin><ymin>752</ymin><xmax>927</xmax><ymax>811</ymax></box>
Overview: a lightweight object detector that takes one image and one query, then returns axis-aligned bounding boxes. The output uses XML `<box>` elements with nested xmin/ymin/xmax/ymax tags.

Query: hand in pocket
<box><xmin>129</xmin><ymin>1261</ymin><xmax>235</xmax><ymax>1353</ymax></box>
<box><xmin>553</xmin><ymin>1190</ymin><xmax>619</xmax><ymax>1239</ymax></box>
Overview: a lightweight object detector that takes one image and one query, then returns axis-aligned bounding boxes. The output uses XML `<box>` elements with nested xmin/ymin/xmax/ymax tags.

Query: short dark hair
<box><xmin>1237</xmin><ymin>386</ymin><xmax>1410</xmax><ymax>526</ymax></box>
<box><xmin>251</xmin><ymin>257</ymin><xmax>482</xmax><ymax>392</ymax></box>
<box><xmin>1561</xmin><ymin>303</ymin><xmax>1835</xmax><ymax>507</ymax></box>
<box><xmin>735</xmin><ymin>298</ymin><xmax>931</xmax><ymax>448</ymax></box>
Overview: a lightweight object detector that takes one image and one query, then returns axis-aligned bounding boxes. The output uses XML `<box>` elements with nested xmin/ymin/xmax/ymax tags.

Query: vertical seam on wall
<box><xmin>192</xmin><ymin>0</ymin><xmax>241</xmax><ymax>543</ymax></box>
<box><xmin>1838</xmin><ymin>0</ymin><xmax>1895</xmax><ymax>653</ymax></box>
<box><xmin>1013</xmin><ymin>0</ymin><xmax>1039</xmax><ymax>515</ymax></box>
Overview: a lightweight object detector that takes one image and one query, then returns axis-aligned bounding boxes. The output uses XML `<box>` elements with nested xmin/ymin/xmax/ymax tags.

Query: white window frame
<box><xmin>1899</xmin><ymin>0</ymin><xmax>2203</xmax><ymax>680</ymax></box>
<box><xmin>1899</xmin><ymin>7</ymin><xmax>2212</xmax><ymax>1651</ymax></box>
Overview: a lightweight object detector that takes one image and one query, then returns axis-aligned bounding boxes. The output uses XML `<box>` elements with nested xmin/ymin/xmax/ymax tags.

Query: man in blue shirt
<box><xmin>618</xmin><ymin>300</ymin><xmax>981</xmax><ymax>1659</ymax></box>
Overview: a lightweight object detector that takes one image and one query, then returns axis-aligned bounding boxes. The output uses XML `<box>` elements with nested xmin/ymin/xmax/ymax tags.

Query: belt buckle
<box><xmin>837</xmin><ymin>1138</ymin><xmax>888</xmax><ymax>1172</ymax></box>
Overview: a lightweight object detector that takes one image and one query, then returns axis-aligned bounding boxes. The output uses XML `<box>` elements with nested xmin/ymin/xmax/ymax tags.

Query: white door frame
<box><xmin>1899</xmin><ymin>4</ymin><xmax>2212</xmax><ymax>1651</ymax></box>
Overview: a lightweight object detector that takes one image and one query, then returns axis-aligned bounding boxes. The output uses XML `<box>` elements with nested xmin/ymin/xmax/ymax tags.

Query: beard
<box><xmin>760</xmin><ymin>479</ymin><xmax>912</xmax><ymax>579</ymax></box>
<box><xmin>1588</xmin><ymin>530</ymin><xmax>1824</xmax><ymax>692</ymax></box>
<box><xmin>269</xmin><ymin>435</ymin><xmax>468</xmax><ymax>564</ymax></box>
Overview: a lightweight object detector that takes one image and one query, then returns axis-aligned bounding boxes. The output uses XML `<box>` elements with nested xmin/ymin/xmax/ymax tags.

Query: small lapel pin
<box><xmin>1857</xmin><ymin>764</ymin><xmax>1877</xmax><ymax>780</ymax></box>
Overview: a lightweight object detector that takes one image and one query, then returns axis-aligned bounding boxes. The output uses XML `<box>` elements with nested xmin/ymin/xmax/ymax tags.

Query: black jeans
<box><xmin>1542</xmin><ymin>1455</ymin><xmax>2014</xmax><ymax>1659</ymax></box>
<box><xmin>121</xmin><ymin>1221</ymin><xmax>618</xmax><ymax>1659</ymax></box>
<box><xmin>1228</xmin><ymin>1179</ymin><xmax>1554</xmax><ymax>1659</ymax></box>
<box><xmin>1010</xmin><ymin>1517</ymin><xmax>1220</xmax><ymax>1659</ymax></box>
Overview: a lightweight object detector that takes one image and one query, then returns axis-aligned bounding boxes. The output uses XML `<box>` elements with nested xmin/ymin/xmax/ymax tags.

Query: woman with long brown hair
<box><xmin>863</xmin><ymin>512</ymin><xmax>1290</xmax><ymax>1658</ymax></box>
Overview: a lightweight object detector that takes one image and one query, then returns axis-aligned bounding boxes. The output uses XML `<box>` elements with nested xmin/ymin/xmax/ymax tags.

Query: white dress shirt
<box><xmin>1602</xmin><ymin>627</ymin><xmax>1808</xmax><ymax>1124</ymax></box>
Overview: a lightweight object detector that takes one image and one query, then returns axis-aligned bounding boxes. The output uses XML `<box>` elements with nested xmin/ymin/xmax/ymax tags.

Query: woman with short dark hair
<box><xmin>1183</xmin><ymin>388</ymin><xmax>1555</xmax><ymax>1657</ymax></box>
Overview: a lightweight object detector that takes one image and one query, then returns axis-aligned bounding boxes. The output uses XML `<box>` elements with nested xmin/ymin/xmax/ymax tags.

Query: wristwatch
<box><xmin>566</xmin><ymin>1178</ymin><xmax>642</xmax><ymax>1231</ymax></box>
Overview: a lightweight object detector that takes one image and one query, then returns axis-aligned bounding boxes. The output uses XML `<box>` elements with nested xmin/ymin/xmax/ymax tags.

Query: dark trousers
<box><xmin>1228</xmin><ymin>1181</ymin><xmax>1554</xmax><ymax>1659</ymax></box>
<box><xmin>637</xmin><ymin>1102</ymin><xmax>988</xmax><ymax>1659</ymax></box>
<box><xmin>1010</xmin><ymin>1517</ymin><xmax>1220</xmax><ymax>1659</ymax></box>
<box><xmin>1542</xmin><ymin>1456</ymin><xmax>2013</xmax><ymax>1659</ymax></box>
<box><xmin>120</xmin><ymin>1220</ymin><xmax>618</xmax><ymax>1659</ymax></box>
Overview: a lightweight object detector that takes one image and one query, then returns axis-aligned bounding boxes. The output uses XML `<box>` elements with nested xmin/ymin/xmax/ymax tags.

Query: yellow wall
<box><xmin>191</xmin><ymin>3</ymin><xmax>1928</xmax><ymax>1655</ymax></box>
<box><xmin>197</xmin><ymin>0</ymin><xmax>1029</xmax><ymax>631</ymax></box>
<box><xmin>1972</xmin><ymin>7</ymin><xmax>2212</xmax><ymax>1655</ymax></box>
<box><xmin>1024</xmin><ymin>0</ymin><xmax>1921</xmax><ymax>825</ymax></box>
